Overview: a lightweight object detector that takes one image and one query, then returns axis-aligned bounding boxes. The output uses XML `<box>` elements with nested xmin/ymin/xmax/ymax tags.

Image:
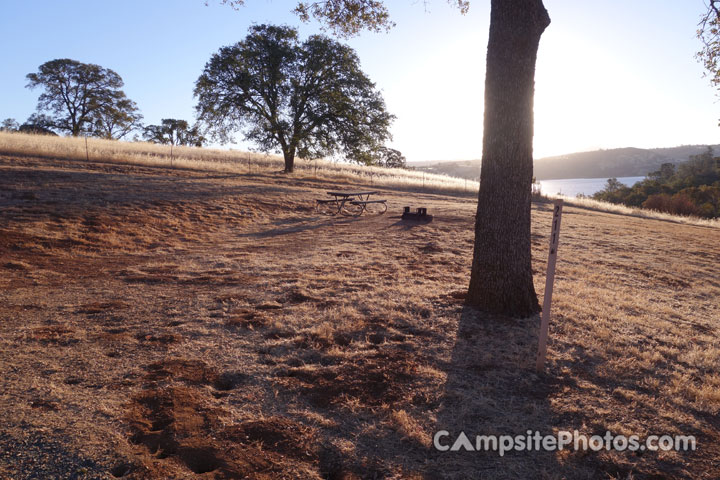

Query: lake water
<box><xmin>538</xmin><ymin>176</ymin><xmax>645</xmax><ymax>198</ymax></box>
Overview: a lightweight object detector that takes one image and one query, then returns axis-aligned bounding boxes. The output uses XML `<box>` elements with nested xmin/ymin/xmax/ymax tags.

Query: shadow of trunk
<box><xmin>426</xmin><ymin>307</ymin><xmax>560</xmax><ymax>479</ymax></box>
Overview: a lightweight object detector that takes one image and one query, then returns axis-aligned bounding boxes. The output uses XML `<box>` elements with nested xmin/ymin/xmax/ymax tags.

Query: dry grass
<box><xmin>547</xmin><ymin>193</ymin><xmax>720</xmax><ymax>228</ymax></box>
<box><xmin>0</xmin><ymin>131</ymin><xmax>477</xmax><ymax>194</ymax></box>
<box><xmin>0</xmin><ymin>153</ymin><xmax>718</xmax><ymax>479</ymax></box>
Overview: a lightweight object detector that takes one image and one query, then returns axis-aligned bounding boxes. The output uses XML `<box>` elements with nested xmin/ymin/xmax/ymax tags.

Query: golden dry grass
<box><xmin>0</xmin><ymin>153</ymin><xmax>718</xmax><ymax>479</ymax></box>
<box><xmin>548</xmin><ymin>193</ymin><xmax>720</xmax><ymax>229</ymax></box>
<box><xmin>0</xmin><ymin>131</ymin><xmax>477</xmax><ymax>194</ymax></box>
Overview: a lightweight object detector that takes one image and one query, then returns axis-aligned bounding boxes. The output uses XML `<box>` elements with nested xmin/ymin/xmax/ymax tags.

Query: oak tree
<box><xmin>195</xmin><ymin>24</ymin><xmax>393</xmax><ymax>173</ymax></box>
<box><xmin>466</xmin><ymin>0</ymin><xmax>549</xmax><ymax>316</ymax></box>
<box><xmin>1</xmin><ymin>118</ymin><xmax>19</xmax><ymax>132</ymax></box>
<box><xmin>377</xmin><ymin>146</ymin><xmax>406</xmax><ymax>168</ymax></box>
<box><xmin>26</xmin><ymin>59</ymin><xmax>142</xmax><ymax>139</ymax></box>
<box><xmin>144</xmin><ymin>119</ymin><xmax>205</xmax><ymax>147</ymax></box>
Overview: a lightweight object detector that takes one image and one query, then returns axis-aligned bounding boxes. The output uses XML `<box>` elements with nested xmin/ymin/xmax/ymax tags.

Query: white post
<box><xmin>536</xmin><ymin>199</ymin><xmax>563</xmax><ymax>372</ymax></box>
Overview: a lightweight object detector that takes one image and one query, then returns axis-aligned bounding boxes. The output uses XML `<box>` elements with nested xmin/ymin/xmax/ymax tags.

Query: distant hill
<box><xmin>412</xmin><ymin>145</ymin><xmax>720</xmax><ymax>180</ymax></box>
<box><xmin>412</xmin><ymin>159</ymin><xmax>482</xmax><ymax>180</ymax></box>
<box><xmin>533</xmin><ymin>145</ymin><xmax>720</xmax><ymax>180</ymax></box>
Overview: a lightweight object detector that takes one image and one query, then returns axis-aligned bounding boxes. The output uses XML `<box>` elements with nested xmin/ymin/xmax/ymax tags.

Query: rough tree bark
<box><xmin>282</xmin><ymin>147</ymin><xmax>296</xmax><ymax>173</ymax></box>
<box><xmin>466</xmin><ymin>0</ymin><xmax>550</xmax><ymax>317</ymax></box>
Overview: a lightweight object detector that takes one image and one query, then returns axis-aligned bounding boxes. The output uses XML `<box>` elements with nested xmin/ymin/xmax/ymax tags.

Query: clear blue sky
<box><xmin>1</xmin><ymin>0</ymin><xmax>717</xmax><ymax>161</ymax></box>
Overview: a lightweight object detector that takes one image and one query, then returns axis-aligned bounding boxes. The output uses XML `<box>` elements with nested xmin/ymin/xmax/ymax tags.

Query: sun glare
<box><xmin>534</xmin><ymin>29</ymin><xmax>718</xmax><ymax>158</ymax></box>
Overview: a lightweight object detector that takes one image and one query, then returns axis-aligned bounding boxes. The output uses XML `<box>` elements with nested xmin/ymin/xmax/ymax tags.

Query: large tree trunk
<box><xmin>466</xmin><ymin>0</ymin><xmax>550</xmax><ymax>317</ymax></box>
<box><xmin>282</xmin><ymin>148</ymin><xmax>295</xmax><ymax>173</ymax></box>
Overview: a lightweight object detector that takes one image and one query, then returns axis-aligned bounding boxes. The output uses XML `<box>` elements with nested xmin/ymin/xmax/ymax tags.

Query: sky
<box><xmin>1</xmin><ymin>0</ymin><xmax>718</xmax><ymax>162</ymax></box>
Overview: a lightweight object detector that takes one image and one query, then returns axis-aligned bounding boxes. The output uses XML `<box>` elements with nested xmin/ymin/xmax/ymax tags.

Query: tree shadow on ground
<box><xmin>388</xmin><ymin>217</ymin><xmax>435</xmax><ymax>230</ymax></box>
<box><xmin>426</xmin><ymin>306</ymin><xmax>561</xmax><ymax>479</ymax></box>
<box><xmin>237</xmin><ymin>215</ymin><xmax>364</xmax><ymax>238</ymax></box>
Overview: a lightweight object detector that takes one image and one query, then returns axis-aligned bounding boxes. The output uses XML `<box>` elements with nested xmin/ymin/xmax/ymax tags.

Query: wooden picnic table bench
<box><xmin>316</xmin><ymin>191</ymin><xmax>387</xmax><ymax>216</ymax></box>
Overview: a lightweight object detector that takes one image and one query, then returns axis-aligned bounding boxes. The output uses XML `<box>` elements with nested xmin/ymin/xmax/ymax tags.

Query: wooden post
<box><xmin>536</xmin><ymin>199</ymin><xmax>563</xmax><ymax>372</ymax></box>
<box><xmin>170</xmin><ymin>143</ymin><xmax>174</xmax><ymax>167</ymax></box>
<box><xmin>85</xmin><ymin>136</ymin><xmax>89</xmax><ymax>162</ymax></box>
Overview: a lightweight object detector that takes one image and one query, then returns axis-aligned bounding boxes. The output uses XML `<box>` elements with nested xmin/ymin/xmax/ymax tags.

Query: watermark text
<box><xmin>433</xmin><ymin>430</ymin><xmax>696</xmax><ymax>456</ymax></box>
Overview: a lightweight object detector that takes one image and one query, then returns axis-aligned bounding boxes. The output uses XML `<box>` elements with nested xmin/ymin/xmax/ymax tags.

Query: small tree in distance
<box><xmin>377</xmin><ymin>146</ymin><xmax>407</xmax><ymax>168</ymax></box>
<box><xmin>144</xmin><ymin>119</ymin><xmax>205</xmax><ymax>147</ymax></box>
<box><xmin>19</xmin><ymin>114</ymin><xmax>58</xmax><ymax>136</ymax></box>
<box><xmin>195</xmin><ymin>24</ymin><xmax>394</xmax><ymax>173</ymax></box>
<box><xmin>1</xmin><ymin>118</ymin><xmax>20</xmax><ymax>132</ymax></box>
<box><xmin>26</xmin><ymin>59</ymin><xmax>142</xmax><ymax>139</ymax></box>
<box><xmin>348</xmin><ymin>145</ymin><xmax>406</xmax><ymax>168</ymax></box>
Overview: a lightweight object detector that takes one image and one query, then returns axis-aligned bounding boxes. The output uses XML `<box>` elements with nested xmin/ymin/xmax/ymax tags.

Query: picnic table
<box><xmin>316</xmin><ymin>191</ymin><xmax>387</xmax><ymax>216</ymax></box>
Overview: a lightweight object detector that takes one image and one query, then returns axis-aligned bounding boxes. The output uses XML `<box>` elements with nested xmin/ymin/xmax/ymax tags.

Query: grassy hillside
<box><xmin>534</xmin><ymin>145</ymin><xmax>720</xmax><ymax>180</ymax></box>
<box><xmin>0</xmin><ymin>151</ymin><xmax>718</xmax><ymax>479</ymax></box>
<box><xmin>0</xmin><ymin>131</ymin><xmax>478</xmax><ymax>195</ymax></box>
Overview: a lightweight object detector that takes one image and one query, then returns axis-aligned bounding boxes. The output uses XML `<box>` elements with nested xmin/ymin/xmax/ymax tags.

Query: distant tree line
<box><xmin>593</xmin><ymin>148</ymin><xmax>720</xmax><ymax>218</ymax></box>
<box><xmin>0</xmin><ymin>58</ymin><xmax>206</xmax><ymax>150</ymax></box>
<box><xmin>3</xmin><ymin>38</ymin><xmax>405</xmax><ymax>170</ymax></box>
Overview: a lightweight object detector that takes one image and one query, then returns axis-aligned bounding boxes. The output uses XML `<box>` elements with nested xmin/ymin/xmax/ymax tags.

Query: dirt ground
<box><xmin>1</xmin><ymin>154</ymin><xmax>718</xmax><ymax>479</ymax></box>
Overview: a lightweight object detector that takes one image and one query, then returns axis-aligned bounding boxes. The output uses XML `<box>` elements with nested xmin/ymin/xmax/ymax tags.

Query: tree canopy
<box><xmin>215</xmin><ymin>0</ymin><xmax>468</xmax><ymax>37</ymax></box>
<box><xmin>195</xmin><ymin>24</ymin><xmax>394</xmax><ymax>172</ymax></box>
<box><xmin>144</xmin><ymin>119</ymin><xmax>205</xmax><ymax>147</ymax></box>
<box><xmin>214</xmin><ymin>0</ymin><xmax>470</xmax><ymax>37</ymax></box>
<box><xmin>26</xmin><ymin>59</ymin><xmax>142</xmax><ymax>138</ymax></box>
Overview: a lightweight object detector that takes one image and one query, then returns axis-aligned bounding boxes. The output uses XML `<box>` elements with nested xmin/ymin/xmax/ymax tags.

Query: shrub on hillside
<box><xmin>642</xmin><ymin>193</ymin><xmax>700</xmax><ymax>217</ymax></box>
<box><xmin>594</xmin><ymin>148</ymin><xmax>720</xmax><ymax>218</ymax></box>
<box><xmin>18</xmin><ymin>123</ymin><xmax>57</xmax><ymax>136</ymax></box>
